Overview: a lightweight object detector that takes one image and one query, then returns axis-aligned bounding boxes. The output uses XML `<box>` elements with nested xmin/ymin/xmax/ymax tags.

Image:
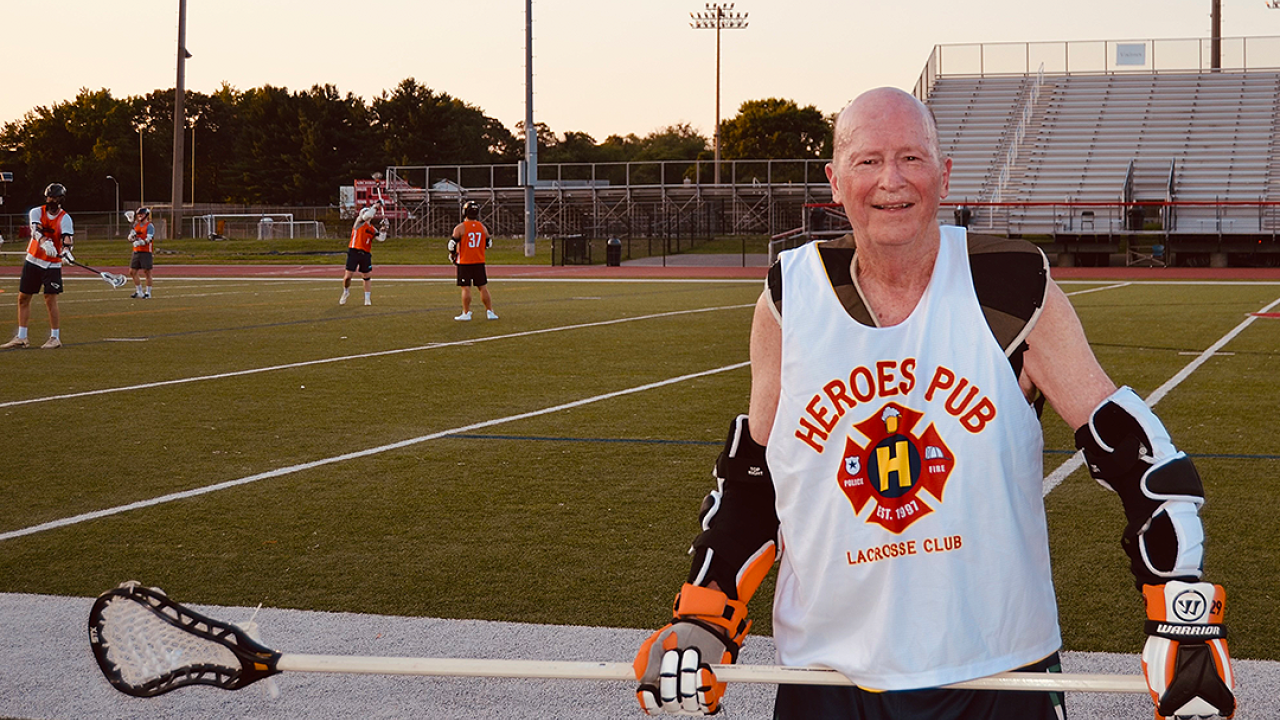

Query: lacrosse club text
<box><xmin>793</xmin><ymin>360</ymin><xmax>996</xmax><ymax>452</ymax></box>
<box><xmin>846</xmin><ymin>535</ymin><xmax>964</xmax><ymax>566</ymax></box>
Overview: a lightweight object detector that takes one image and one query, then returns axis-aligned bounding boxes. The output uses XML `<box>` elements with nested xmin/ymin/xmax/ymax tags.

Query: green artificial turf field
<box><xmin>1</xmin><ymin>271</ymin><xmax>1277</xmax><ymax>662</ymax></box>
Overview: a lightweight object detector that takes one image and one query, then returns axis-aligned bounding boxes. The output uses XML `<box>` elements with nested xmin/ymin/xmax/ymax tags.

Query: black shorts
<box><xmin>772</xmin><ymin>653</ymin><xmax>1065</xmax><ymax>720</ymax></box>
<box><xmin>18</xmin><ymin>261</ymin><xmax>63</xmax><ymax>295</ymax></box>
<box><xmin>345</xmin><ymin>248</ymin><xmax>373</xmax><ymax>274</ymax></box>
<box><xmin>130</xmin><ymin>251</ymin><xmax>154</xmax><ymax>270</ymax></box>
<box><xmin>456</xmin><ymin>263</ymin><xmax>487</xmax><ymax>287</ymax></box>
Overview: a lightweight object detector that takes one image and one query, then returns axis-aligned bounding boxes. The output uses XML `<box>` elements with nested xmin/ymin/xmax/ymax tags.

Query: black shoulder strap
<box><xmin>767</xmin><ymin>235</ymin><xmax>874</xmax><ymax>325</ymax></box>
<box><xmin>767</xmin><ymin>233</ymin><xmax>1048</xmax><ymax>376</ymax></box>
<box><xmin>965</xmin><ymin>233</ymin><xmax>1049</xmax><ymax>379</ymax></box>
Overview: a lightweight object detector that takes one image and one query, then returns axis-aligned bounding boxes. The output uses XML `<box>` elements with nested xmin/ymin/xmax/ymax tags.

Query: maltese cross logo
<box><xmin>836</xmin><ymin>402</ymin><xmax>955</xmax><ymax>534</ymax></box>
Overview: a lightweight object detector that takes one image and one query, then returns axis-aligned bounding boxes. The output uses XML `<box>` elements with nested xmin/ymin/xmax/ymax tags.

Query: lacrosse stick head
<box><xmin>88</xmin><ymin>581</ymin><xmax>281</xmax><ymax>697</ymax></box>
<box><xmin>107</xmin><ymin>273</ymin><xmax>127</xmax><ymax>288</ymax></box>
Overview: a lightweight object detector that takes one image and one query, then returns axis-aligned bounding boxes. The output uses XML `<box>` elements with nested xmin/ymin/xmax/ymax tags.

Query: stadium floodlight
<box><xmin>690</xmin><ymin>3</ymin><xmax>748</xmax><ymax>185</ymax></box>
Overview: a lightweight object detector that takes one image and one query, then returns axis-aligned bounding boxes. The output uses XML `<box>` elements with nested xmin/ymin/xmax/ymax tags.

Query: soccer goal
<box><xmin>190</xmin><ymin>214</ymin><xmax>327</xmax><ymax>240</ymax></box>
<box><xmin>256</xmin><ymin>218</ymin><xmax>327</xmax><ymax>240</ymax></box>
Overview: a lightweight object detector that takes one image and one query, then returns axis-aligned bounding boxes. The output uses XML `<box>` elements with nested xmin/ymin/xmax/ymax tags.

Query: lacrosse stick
<box><xmin>88</xmin><ymin>583</ymin><xmax>1149</xmax><ymax>698</ymax></box>
<box><xmin>371</xmin><ymin>171</ymin><xmax>389</xmax><ymax>241</ymax></box>
<box><xmin>64</xmin><ymin>258</ymin><xmax>128</xmax><ymax>288</ymax></box>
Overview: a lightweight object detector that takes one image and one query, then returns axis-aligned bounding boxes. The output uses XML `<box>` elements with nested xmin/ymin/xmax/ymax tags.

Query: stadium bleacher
<box><xmin>926</xmin><ymin>58</ymin><xmax>1280</xmax><ymax>266</ymax></box>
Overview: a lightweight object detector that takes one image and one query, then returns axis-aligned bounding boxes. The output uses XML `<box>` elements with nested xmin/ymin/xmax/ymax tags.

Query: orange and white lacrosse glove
<box><xmin>1142</xmin><ymin>581</ymin><xmax>1235</xmax><ymax>719</ymax></box>
<box><xmin>634</xmin><ymin>584</ymin><xmax>750</xmax><ymax>715</ymax></box>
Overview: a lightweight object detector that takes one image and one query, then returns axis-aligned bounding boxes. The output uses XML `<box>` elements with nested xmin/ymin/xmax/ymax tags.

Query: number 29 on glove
<box><xmin>1142</xmin><ymin>581</ymin><xmax>1235</xmax><ymax>719</ymax></box>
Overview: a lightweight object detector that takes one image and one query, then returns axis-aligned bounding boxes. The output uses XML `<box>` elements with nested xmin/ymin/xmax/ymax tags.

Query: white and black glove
<box><xmin>133</xmin><ymin>238</ymin><xmax>148</xmax><ymax>248</ymax></box>
<box><xmin>128</xmin><ymin>230</ymin><xmax>138</xmax><ymax>241</ymax></box>
<box><xmin>60</xmin><ymin>245</ymin><xmax>75</xmax><ymax>263</ymax></box>
<box><xmin>39</xmin><ymin>239</ymin><xmax>57</xmax><ymax>256</ymax></box>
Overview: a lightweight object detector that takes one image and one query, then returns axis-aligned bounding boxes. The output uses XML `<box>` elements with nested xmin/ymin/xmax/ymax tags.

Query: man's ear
<box><xmin>826</xmin><ymin>163</ymin><xmax>842</xmax><ymax>204</ymax></box>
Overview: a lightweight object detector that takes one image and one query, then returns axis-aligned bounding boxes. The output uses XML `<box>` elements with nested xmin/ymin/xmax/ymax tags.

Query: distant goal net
<box><xmin>191</xmin><ymin>214</ymin><xmax>328</xmax><ymax>240</ymax></box>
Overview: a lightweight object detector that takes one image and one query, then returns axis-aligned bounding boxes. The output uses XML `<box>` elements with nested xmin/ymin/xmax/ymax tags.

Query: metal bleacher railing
<box><xmin>913</xmin><ymin>35</ymin><xmax>1280</xmax><ymax>100</ymax></box>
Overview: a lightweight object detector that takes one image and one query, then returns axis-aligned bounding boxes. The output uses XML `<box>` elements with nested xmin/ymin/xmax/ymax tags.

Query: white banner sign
<box><xmin>1116</xmin><ymin>43</ymin><xmax>1147</xmax><ymax>66</ymax></box>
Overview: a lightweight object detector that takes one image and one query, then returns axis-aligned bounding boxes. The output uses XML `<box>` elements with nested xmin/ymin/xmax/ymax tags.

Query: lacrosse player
<box><xmin>635</xmin><ymin>88</ymin><xmax>1234</xmax><ymax>720</ymax></box>
<box><xmin>127</xmin><ymin>207</ymin><xmax>156</xmax><ymax>298</ymax></box>
<box><xmin>449</xmin><ymin>200</ymin><xmax>496</xmax><ymax>321</ymax></box>
<box><xmin>2</xmin><ymin>183</ymin><xmax>74</xmax><ymax>349</ymax></box>
<box><xmin>340</xmin><ymin>205</ymin><xmax>382</xmax><ymax>306</ymax></box>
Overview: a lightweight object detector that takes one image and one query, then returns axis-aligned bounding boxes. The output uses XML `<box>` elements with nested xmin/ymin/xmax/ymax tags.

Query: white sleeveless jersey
<box><xmin>766</xmin><ymin>226</ymin><xmax>1060</xmax><ymax>690</ymax></box>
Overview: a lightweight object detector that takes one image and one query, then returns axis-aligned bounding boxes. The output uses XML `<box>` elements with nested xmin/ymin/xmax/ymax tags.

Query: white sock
<box><xmin>16</xmin><ymin>326</ymin><xmax>28</xmax><ymax>340</ymax></box>
<box><xmin>145</xmin><ymin>286</ymin><xmax>152</xmax><ymax>297</ymax></box>
<box><xmin>50</xmin><ymin>329</ymin><xmax>60</xmax><ymax>340</ymax></box>
<box><xmin>364</xmin><ymin>292</ymin><xmax>371</xmax><ymax>302</ymax></box>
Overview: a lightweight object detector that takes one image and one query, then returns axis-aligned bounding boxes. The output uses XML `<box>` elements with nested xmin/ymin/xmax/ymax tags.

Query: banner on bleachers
<box><xmin>1116</xmin><ymin>43</ymin><xmax>1147</xmax><ymax>66</ymax></box>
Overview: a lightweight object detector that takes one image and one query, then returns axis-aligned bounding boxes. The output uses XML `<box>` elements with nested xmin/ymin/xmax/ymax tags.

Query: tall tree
<box><xmin>184</xmin><ymin>84</ymin><xmax>243</xmax><ymax>205</ymax></box>
<box><xmin>374</xmin><ymin>79</ymin><xmax>512</xmax><ymax>166</ymax></box>
<box><xmin>293</xmin><ymin>84</ymin><xmax>379</xmax><ymax>203</ymax></box>
<box><xmin>1</xmin><ymin>88</ymin><xmax>138</xmax><ymax>211</ymax></box>
<box><xmin>221</xmin><ymin>85</ymin><xmax>302</xmax><ymax>203</ymax></box>
<box><xmin>631</xmin><ymin>123</ymin><xmax>708</xmax><ymax>161</ymax></box>
<box><xmin>719</xmin><ymin>98</ymin><xmax>831</xmax><ymax>160</ymax></box>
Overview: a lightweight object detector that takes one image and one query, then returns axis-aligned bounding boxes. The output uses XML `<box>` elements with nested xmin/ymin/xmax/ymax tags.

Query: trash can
<box><xmin>1127</xmin><ymin>206</ymin><xmax>1145</xmax><ymax>232</ymax></box>
<box><xmin>606</xmin><ymin>237</ymin><xmax>622</xmax><ymax>267</ymax></box>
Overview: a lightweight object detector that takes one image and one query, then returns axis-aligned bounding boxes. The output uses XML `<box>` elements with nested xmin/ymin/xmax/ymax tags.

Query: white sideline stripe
<box><xmin>1043</xmin><ymin>293</ymin><xmax>1280</xmax><ymax>496</ymax></box>
<box><xmin>0</xmin><ymin>304</ymin><xmax>753</xmax><ymax>409</ymax></box>
<box><xmin>1063</xmin><ymin>282</ymin><xmax>1131</xmax><ymax>296</ymax></box>
<box><xmin>0</xmin><ymin>361</ymin><xmax>751</xmax><ymax>542</ymax></box>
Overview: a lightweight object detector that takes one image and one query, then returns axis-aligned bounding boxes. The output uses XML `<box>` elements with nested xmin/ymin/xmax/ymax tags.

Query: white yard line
<box><xmin>1061</xmin><ymin>282</ymin><xmax>1131</xmax><ymax>296</ymax></box>
<box><xmin>0</xmin><ymin>361</ymin><xmax>751</xmax><ymax>542</ymax></box>
<box><xmin>1043</xmin><ymin>292</ymin><xmax>1280</xmax><ymax>496</ymax></box>
<box><xmin>0</xmin><ymin>304</ymin><xmax>753</xmax><ymax>409</ymax></box>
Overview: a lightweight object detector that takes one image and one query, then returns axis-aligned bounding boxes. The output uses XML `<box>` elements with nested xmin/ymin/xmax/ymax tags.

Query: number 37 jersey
<box><xmin>456</xmin><ymin>219</ymin><xmax>489</xmax><ymax>265</ymax></box>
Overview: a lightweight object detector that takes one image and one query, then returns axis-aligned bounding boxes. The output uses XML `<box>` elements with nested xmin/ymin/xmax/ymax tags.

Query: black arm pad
<box><xmin>687</xmin><ymin>415</ymin><xmax>779</xmax><ymax>601</ymax></box>
<box><xmin>1074</xmin><ymin>388</ymin><xmax>1205</xmax><ymax>588</ymax></box>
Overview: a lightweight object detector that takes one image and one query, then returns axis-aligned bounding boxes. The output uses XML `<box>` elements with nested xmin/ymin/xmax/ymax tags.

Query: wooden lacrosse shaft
<box><xmin>276</xmin><ymin>655</ymin><xmax>1148</xmax><ymax>694</ymax></box>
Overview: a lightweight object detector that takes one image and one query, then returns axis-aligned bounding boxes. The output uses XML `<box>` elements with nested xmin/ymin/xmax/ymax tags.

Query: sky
<box><xmin>3</xmin><ymin>1</ymin><xmax>1279</xmax><ymax>143</ymax></box>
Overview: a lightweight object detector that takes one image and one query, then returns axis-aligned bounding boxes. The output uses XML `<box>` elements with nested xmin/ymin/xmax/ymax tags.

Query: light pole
<box><xmin>1210</xmin><ymin>0</ymin><xmax>1221</xmax><ymax>70</ymax></box>
<box><xmin>172</xmin><ymin>0</ymin><xmax>191</xmax><ymax>238</ymax></box>
<box><xmin>188</xmin><ymin>111</ymin><xmax>202</xmax><ymax>205</ymax></box>
<box><xmin>135</xmin><ymin>122</ymin><xmax>145</xmax><ymax>206</ymax></box>
<box><xmin>106</xmin><ymin>175</ymin><xmax>120</xmax><ymax>236</ymax></box>
<box><xmin>690</xmin><ymin>2</ymin><xmax>748</xmax><ymax>185</ymax></box>
<box><xmin>523</xmin><ymin>0</ymin><xmax>536</xmax><ymax>257</ymax></box>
